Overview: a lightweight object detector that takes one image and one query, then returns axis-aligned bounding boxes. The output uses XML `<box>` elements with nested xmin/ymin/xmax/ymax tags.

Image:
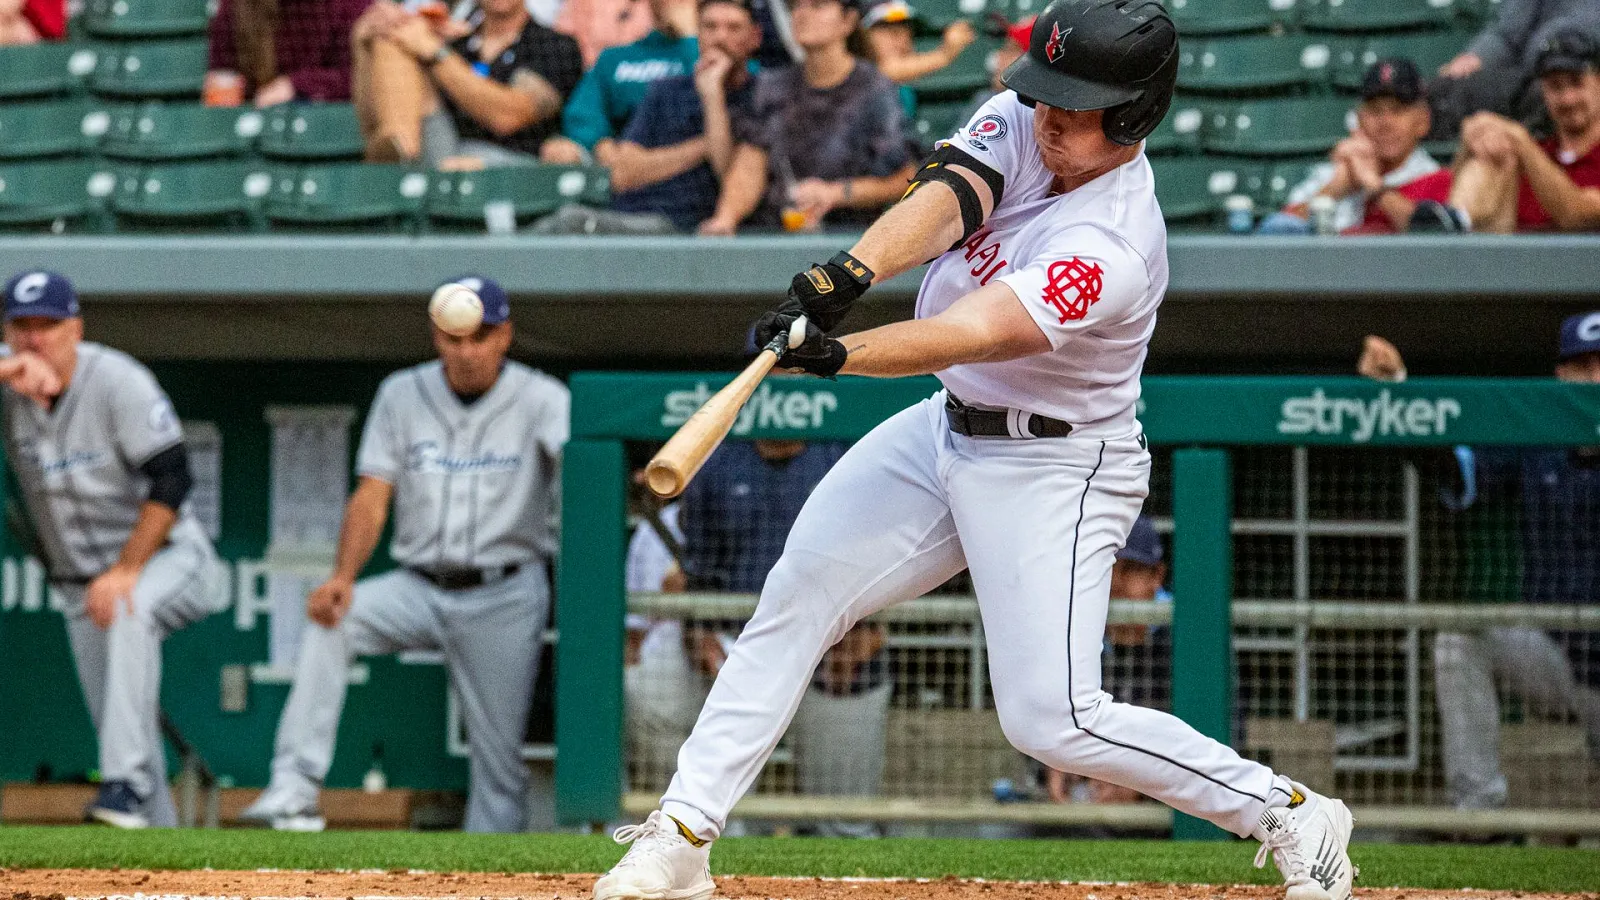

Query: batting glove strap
<box><xmin>786</xmin><ymin>251</ymin><xmax>875</xmax><ymax>333</ymax></box>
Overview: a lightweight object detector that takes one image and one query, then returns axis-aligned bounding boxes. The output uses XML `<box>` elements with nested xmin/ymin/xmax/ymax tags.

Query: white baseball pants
<box><xmin>662</xmin><ymin>394</ymin><xmax>1293</xmax><ymax>839</ymax></box>
<box><xmin>60</xmin><ymin>536</ymin><xmax>223</xmax><ymax>826</ymax></box>
<box><xmin>266</xmin><ymin>566</ymin><xmax>546</xmax><ymax>832</ymax></box>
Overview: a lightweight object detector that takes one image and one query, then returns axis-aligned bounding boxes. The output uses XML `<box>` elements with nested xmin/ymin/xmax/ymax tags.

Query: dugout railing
<box><xmin>556</xmin><ymin>374</ymin><xmax>1600</xmax><ymax>839</ymax></box>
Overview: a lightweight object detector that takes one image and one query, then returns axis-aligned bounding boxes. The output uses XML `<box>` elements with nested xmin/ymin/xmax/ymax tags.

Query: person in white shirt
<box><xmin>1259</xmin><ymin>57</ymin><xmax>1438</xmax><ymax>235</ymax></box>
<box><xmin>595</xmin><ymin>4</ymin><xmax>1356</xmax><ymax>900</ymax></box>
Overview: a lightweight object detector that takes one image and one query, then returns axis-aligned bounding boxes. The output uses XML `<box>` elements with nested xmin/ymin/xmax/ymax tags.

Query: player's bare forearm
<box><xmin>331</xmin><ymin>476</ymin><xmax>394</xmax><ymax>582</ymax></box>
<box><xmin>848</xmin><ymin>168</ymin><xmax>986</xmax><ymax>282</ymax></box>
<box><xmin>838</xmin><ymin>281</ymin><xmax>1049</xmax><ymax>377</ymax></box>
<box><xmin>112</xmin><ymin>502</ymin><xmax>178</xmax><ymax>573</ymax></box>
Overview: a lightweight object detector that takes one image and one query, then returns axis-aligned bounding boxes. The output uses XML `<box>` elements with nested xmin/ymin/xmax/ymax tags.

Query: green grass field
<box><xmin>1</xmin><ymin>827</ymin><xmax>1598</xmax><ymax>892</ymax></box>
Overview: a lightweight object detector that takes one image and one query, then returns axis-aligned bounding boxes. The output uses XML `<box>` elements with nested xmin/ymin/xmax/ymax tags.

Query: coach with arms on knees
<box><xmin>0</xmin><ymin>270</ymin><xmax>223</xmax><ymax>830</ymax></box>
<box><xmin>241</xmin><ymin>277</ymin><xmax>570</xmax><ymax>833</ymax></box>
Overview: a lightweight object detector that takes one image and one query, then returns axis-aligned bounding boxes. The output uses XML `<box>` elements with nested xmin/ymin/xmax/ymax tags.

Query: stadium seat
<box><xmin>0</xmin><ymin>42</ymin><xmax>101</xmax><ymax>99</ymax></box>
<box><xmin>908</xmin><ymin>36</ymin><xmax>999</xmax><ymax>101</ymax></box>
<box><xmin>1166</xmin><ymin>0</ymin><xmax>1292</xmax><ymax>36</ymax></box>
<box><xmin>80</xmin><ymin>0</ymin><xmax>211</xmax><ymax>37</ymax></box>
<box><xmin>1151</xmin><ymin>157</ymin><xmax>1223</xmax><ymax>222</ymax></box>
<box><xmin>910</xmin><ymin>101</ymin><xmax>973</xmax><ymax>150</ymax></box>
<box><xmin>1258</xmin><ymin>157</ymin><xmax>1323</xmax><ymax>209</ymax></box>
<box><xmin>1146</xmin><ymin>101</ymin><xmax>1208</xmax><ymax>155</ymax></box>
<box><xmin>109</xmin><ymin>160</ymin><xmax>271</xmax><ymax>227</ymax></box>
<box><xmin>99</xmin><ymin>103</ymin><xmax>266</xmax><ymax>161</ymax></box>
<box><xmin>908</xmin><ymin>0</ymin><xmax>988</xmax><ymax>29</ymax></box>
<box><xmin>264</xmin><ymin>164</ymin><xmax>429</xmax><ymax>230</ymax></box>
<box><xmin>1300</xmin><ymin>0</ymin><xmax>1460</xmax><ymax>33</ymax></box>
<box><xmin>1331</xmin><ymin>30</ymin><xmax>1473</xmax><ymax>91</ymax></box>
<box><xmin>257</xmin><ymin>103</ymin><xmax>366</xmax><ymax>161</ymax></box>
<box><xmin>90</xmin><ymin>39</ymin><xmax>208</xmax><ymax>100</ymax></box>
<box><xmin>0</xmin><ymin>159</ymin><xmax>113</xmax><ymax>231</ymax></box>
<box><xmin>1177</xmin><ymin>34</ymin><xmax>1336</xmax><ymax>95</ymax></box>
<box><xmin>0</xmin><ymin>100</ymin><xmax>101</xmax><ymax>159</ymax></box>
<box><xmin>427</xmin><ymin>165</ymin><xmax>611</xmax><ymax>229</ymax></box>
<box><xmin>1203</xmin><ymin>96</ymin><xmax>1355</xmax><ymax>157</ymax></box>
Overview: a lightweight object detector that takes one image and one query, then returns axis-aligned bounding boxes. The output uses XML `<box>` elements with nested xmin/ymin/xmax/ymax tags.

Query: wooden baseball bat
<box><xmin>646</xmin><ymin>317</ymin><xmax>808</xmax><ymax>499</ymax></box>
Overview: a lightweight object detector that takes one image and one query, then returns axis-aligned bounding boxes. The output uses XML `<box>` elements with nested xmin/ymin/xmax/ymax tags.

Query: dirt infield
<box><xmin>3</xmin><ymin>869</ymin><xmax>1594</xmax><ymax>900</ymax></box>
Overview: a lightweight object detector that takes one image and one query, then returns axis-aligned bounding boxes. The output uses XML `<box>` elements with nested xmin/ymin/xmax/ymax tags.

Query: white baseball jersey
<box><xmin>2</xmin><ymin>342</ymin><xmax>209</xmax><ymax>581</ymax></box>
<box><xmin>357</xmin><ymin>360</ymin><xmax>569</xmax><ymax>569</ymax></box>
<box><xmin>914</xmin><ymin>91</ymin><xmax>1169</xmax><ymax>439</ymax></box>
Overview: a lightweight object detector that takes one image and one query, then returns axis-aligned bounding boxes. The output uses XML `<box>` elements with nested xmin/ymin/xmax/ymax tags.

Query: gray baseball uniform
<box><xmin>2</xmin><ymin>342</ymin><xmax>221</xmax><ymax>827</ymax></box>
<box><xmin>266</xmin><ymin>359</ymin><xmax>569</xmax><ymax>833</ymax></box>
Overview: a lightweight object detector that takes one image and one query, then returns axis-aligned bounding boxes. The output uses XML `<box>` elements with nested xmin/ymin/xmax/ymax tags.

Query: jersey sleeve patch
<box><xmin>1040</xmin><ymin>257</ymin><xmax>1104</xmax><ymax>323</ymax></box>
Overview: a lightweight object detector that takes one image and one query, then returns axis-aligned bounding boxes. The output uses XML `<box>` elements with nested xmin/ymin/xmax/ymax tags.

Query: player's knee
<box><xmin>995</xmin><ymin>688</ymin><xmax>1114</xmax><ymax>761</ymax></box>
<box><xmin>1433</xmin><ymin>631</ymin><xmax>1474</xmax><ymax>670</ymax></box>
<box><xmin>753</xmin><ymin>551</ymin><xmax>855</xmax><ymax>642</ymax></box>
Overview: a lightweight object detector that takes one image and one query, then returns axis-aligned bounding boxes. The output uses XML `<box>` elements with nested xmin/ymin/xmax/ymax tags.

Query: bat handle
<box><xmin>763</xmin><ymin>314</ymin><xmax>809</xmax><ymax>356</ymax></box>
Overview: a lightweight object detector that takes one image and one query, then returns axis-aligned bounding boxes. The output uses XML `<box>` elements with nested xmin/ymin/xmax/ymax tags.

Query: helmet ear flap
<box><xmin>1101</xmin><ymin>49</ymin><xmax>1177</xmax><ymax>145</ymax></box>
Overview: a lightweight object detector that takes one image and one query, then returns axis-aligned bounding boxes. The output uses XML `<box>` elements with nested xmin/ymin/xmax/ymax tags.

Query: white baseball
<box><xmin>429</xmin><ymin>283</ymin><xmax>483</xmax><ymax>336</ymax></box>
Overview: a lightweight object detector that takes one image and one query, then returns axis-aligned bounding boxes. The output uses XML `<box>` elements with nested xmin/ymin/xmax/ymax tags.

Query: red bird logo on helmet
<box><xmin>1044</xmin><ymin>21</ymin><xmax>1071</xmax><ymax>63</ymax></box>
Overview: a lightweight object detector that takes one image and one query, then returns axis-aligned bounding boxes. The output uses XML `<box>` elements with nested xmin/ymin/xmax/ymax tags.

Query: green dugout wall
<box><xmin>556</xmin><ymin>373</ymin><xmax>1600</xmax><ymax>837</ymax></box>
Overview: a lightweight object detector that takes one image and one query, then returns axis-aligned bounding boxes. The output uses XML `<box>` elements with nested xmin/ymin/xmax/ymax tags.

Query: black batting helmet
<box><xmin>1001</xmin><ymin>0</ymin><xmax>1178</xmax><ymax>146</ymax></box>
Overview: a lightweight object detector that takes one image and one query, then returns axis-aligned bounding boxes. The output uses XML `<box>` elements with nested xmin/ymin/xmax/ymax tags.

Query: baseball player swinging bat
<box><xmin>645</xmin><ymin>316</ymin><xmax>809</xmax><ymax>499</ymax></box>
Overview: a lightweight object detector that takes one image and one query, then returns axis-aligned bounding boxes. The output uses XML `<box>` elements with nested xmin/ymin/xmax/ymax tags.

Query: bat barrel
<box><xmin>644</xmin><ymin>459</ymin><xmax>686</xmax><ymax>499</ymax></box>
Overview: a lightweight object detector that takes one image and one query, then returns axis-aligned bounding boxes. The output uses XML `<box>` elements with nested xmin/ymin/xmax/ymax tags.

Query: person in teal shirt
<box><xmin>540</xmin><ymin>0</ymin><xmax>700</xmax><ymax>167</ymax></box>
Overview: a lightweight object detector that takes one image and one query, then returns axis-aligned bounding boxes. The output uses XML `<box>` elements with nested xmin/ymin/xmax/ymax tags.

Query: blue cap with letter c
<box><xmin>4</xmin><ymin>270</ymin><xmax>80</xmax><ymax>321</ymax></box>
<box><xmin>441</xmin><ymin>275</ymin><xmax>510</xmax><ymax>326</ymax></box>
<box><xmin>1559</xmin><ymin>310</ymin><xmax>1600</xmax><ymax>361</ymax></box>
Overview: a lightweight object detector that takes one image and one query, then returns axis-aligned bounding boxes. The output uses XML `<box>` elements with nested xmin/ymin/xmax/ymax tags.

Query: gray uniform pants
<box><xmin>1434</xmin><ymin>627</ymin><xmax>1600</xmax><ymax>809</ymax></box>
<box><xmin>268</xmin><ymin>566</ymin><xmax>546</xmax><ymax>832</ymax></box>
<box><xmin>59</xmin><ymin>537</ymin><xmax>222</xmax><ymax>827</ymax></box>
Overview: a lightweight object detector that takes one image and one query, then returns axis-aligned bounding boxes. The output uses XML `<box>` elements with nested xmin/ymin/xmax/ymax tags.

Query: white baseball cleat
<box><xmin>239</xmin><ymin>781</ymin><xmax>326</xmax><ymax>832</ymax></box>
<box><xmin>593</xmin><ymin>810</ymin><xmax>715</xmax><ymax>900</ymax></box>
<box><xmin>1254</xmin><ymin>782</ymin><xmax>1358</xmax><ymax>900</ymax></box>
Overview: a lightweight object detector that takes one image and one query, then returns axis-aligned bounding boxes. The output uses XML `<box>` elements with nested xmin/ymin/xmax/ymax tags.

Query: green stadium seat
<box><xmin>0</xmin><ymin>99</ymin><xmax>101</xmax><ymax>159</ymax></box>
<box><xmin>910</xmin><ymin>100</ymin><xmax>974</xmax><ymax>150</ymax></box>
<box><xmin>428</xmin><ymin>165</ymin><xmax>611</xmax><ymax>228</ymax></box>
<box><xmin>1146</xmin><ymin>100</ymin><xmax>1208</xmax><ymax>155</ymax></box>
<box><xmin>908</xmin><ymin>0</ymin><xmax>989</xmax><ymax>29</ymax></box>
<box><xmin>80</xmin><ymin>0</ymin><xmax>211</xmax><ymax>37</ymax></box>
<box><xmin>109</xmin><ymin>160</ymin><xmax>270</xmax><ymax>226</ymax></box>
<box><xmin>1331</xmin><ymin>30</ymin><xmax>1473</xmax><ymax>90</ymax></box>
<box><xmin>1258</xmin><ymin>157</ymin><xmax>1323</xmax><ymax>208</ymax></box>
<box><xmin>0</xmin><ymin>42</ymin><xmax>101</xmax><ymax>99</ymax></box>
<box><xmin>1166</xmin><ymin>0</ymin><xmax>1293</xmax><ymax>36</ymax></box>
<box><xmin>264</xmin><ymin>164</ymin><xmax>428</xmax><ymax>230</ymax></box>
<box><xmin>1203</xmin><ymin>96</ymin><xmax>1354</xmax><ymax>157</ymax></box>
<box><xmin>0</xmin><ymin>159</ymin><xmax>114</xmax><ymax>230</ymax></box>
<box><xmin>90</xmin><ymin>39</ymin><xmax>208</xmax><ymax>100</ymax></box>
<box><xmin>1301</xmin><ymin>0</ymin><xmax>1460</xmax><ymax>33</ymax></box>
<box><xmin>99</xmin><ymin>103</ymin><xmax>266</xmax><ymax>160</ymax></box>
<box><xmin>908</xmin><ymin>36</ymin><xmax>999</xmax><ymax>102</ymax></box>
<box><xmin>1178</xmin><ymin>34</ymin><xmax>1336</xmax><ymax>95</ymax></box>
<box><xmin>1151</xmin><ymin>157</ymin><xmax>1223</xmax><ymax>221</ymax></box>
<box><xmin>257</xmin><ymin>103</ymin><xmax>366</xmax><ymax>161</ymax></box>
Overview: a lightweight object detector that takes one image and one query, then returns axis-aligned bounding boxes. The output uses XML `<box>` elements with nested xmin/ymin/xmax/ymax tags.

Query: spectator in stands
<box><xmin>1257</xmin><ymin>59</ymin><xmax>1438</xmax><ymax>236</ymax></box>
<box><xmin>537</xmin><ymin>0</ymin><xmax>762</xmax><ymax>233</ymax></box>
<box><xmin>556</xmin><ymin>0</ymin><xmax>655</xmax><ymax>68</ymax></box>
<box><xmin>351</xmin><ymin>0</ymin><xmax>582</xmax><ymax>166</ymax></box>
<box><xmin>207</xmin><ymin>0</ymin><xmax>372</xmax><ymax>105</ymax></box>
<box><xmin>1</xmin><ymin>0</ymin><xmax>63</xmax><ymax>43</ymax></box>
<box><xmin>540</xmin><ymin>0</ymin><xmax>700</xmax><ymax>167</ymax></box>
<box><xmin>699</xmin><ymin>0</ymin><xmax>916</xmax><ymax>234</ymax></box>
<box><xmin>862</xmin><ymin>0</ymin><xmax>974</xmax><ymax>114</ymax></box>
<box><xmin>1432</xmin><ymin>0</ymin><xmax>1600</xmax><ymax>138</ymax></box>
<box><xmin>1358</xmin><ymin>321</ymin><xmax>1600</xmax><ymax>811</ymax></box>
<box><xmin>1045</xmin><ymin>516</ymin><xmax>1169</xmax><ymax>805</ymax></box>
<box><xmin>1409</xmin><ymin>30</ymin><xmax>1600</xmax><ymax>233</ymax></box>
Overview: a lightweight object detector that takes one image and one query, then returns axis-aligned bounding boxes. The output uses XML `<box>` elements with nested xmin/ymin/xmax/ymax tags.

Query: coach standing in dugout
<box><xmin>241</xmin><ymin>277</ymin><xmax>569</xmax><ymax>833</ymax></box>
<box><xmin>0</xmin><ymin>270</ymin><xmax>223</xmax><ymax>829</ymax></box>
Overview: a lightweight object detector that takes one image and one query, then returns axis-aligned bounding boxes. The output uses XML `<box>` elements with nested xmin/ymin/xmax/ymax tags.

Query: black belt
<box><xmin>945</xmin><ymin>393</ymin><xmax>1074</xmax><ymax>439</ymax></box>
<box><xmin>408</xmin><ymin>564</ymin><xmax>522</xmax><ymax>591</ymax></box>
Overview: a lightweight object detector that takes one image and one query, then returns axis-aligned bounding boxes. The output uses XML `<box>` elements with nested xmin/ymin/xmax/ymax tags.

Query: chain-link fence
<box><xmin>617</xmin><ymin>441</ymin><xmax>1600</xmax><ymax>828</ymax></box>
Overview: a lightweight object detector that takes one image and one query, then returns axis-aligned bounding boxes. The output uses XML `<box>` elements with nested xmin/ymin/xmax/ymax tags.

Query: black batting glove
<box><xmin>785</xmin><ymin>250</ymin><xmax>875</xmax><ymax>333</ymax></box>
<box><xmin>753</xmin><ymin>310</ymin><xmax>848</xmax><ymax>378</ymax></box>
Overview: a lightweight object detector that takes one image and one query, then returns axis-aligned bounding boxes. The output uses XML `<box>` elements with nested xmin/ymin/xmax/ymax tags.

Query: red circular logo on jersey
<box><xmin>968</xmin><ymin>115</ymin><xmax>1008</xmax><ymax>142</ymax></box>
